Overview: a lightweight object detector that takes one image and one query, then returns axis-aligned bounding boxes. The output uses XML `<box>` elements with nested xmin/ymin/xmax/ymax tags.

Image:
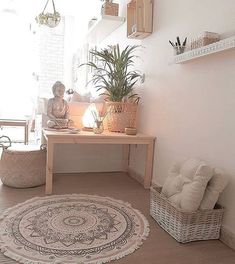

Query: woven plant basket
<box><xmin>106</xmin><ymin>102</ymin><xmax>138</xmax><ymax>133</ymax></box>
<box><xmin>150</xmin><ymin>185</ymin><xmax>224</xmax><ymax>243</ymax></box>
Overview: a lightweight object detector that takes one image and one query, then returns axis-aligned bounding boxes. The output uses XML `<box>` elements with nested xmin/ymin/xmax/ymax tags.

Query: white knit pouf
<box><xmin>0</xmin><ymin>145</ymin><xmax>46</xmax><ymax>188</ymax></box>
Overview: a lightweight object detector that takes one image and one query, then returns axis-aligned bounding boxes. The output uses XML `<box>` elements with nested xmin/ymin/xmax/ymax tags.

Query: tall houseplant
<box><xmin>85</xmin><ymin>44</ymin><xmax>142</xmax><ymax>132</ymax></box>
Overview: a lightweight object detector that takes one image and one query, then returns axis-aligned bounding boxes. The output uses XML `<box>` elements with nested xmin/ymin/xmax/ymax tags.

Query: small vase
<box><xmin>93</xmin><ymin>121</ymin><xmax>104</xmax><ymax>134</ymax></box>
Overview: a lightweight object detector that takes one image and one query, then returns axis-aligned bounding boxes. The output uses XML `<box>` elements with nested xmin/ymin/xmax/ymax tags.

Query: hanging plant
<box><xmin>35</xmin><ymin>0</ymin><xmax>61</xmax><ymax>28</ymax></box>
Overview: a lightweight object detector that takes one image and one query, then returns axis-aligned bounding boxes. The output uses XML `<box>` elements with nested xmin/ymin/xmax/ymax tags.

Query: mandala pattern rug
<box><xmin>0</xmin><ymin>194</ymin><xmax>149</xmax><ymax>264</ymax></box>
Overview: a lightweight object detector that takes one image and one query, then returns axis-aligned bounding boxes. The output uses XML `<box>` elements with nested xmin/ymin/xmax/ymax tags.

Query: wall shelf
<box><xmin>87</xmin><ymin>15</ymin><xmax>125</xmax><ymax>44</ymax></box>
<box><xmin>171</xmin><ymin>35</ymin><xmax>235</xmax><ymax>64</ymax></box>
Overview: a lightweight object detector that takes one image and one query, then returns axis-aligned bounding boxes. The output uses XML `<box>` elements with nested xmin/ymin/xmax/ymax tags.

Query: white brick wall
<box><xmin>38</xmin><ymin>17</ymin><xmax>65</xmax><ymax>98</ymax></box>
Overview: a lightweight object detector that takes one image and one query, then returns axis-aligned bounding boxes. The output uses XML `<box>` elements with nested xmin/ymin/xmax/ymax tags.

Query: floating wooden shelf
<box><xmin>87</xmin><ymin>15</ymin><xmax>125</xmax><ymax>44</ymax></box>
<box><xmin>171</xmin><ymin>35</ymin><xmax>235</xmax><ymax>64</ymax></box>
<box><xmin>127</xmin><ymin>0</ymin><xmax>153</xmax><ymax>39</ymax></box>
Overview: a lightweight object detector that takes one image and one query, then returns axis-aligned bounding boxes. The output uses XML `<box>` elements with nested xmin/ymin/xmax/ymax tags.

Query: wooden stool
<box><xmin>0</xmin><ymin>145</ymin><xmax>46</xmax><ymax>188</ymax></box>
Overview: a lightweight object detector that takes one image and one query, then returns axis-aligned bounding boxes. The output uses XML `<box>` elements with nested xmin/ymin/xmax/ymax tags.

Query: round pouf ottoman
<box><xmin>0</xmin><ymin>145</ymin><xmax>46</xmax><ymax>188</ymax></box>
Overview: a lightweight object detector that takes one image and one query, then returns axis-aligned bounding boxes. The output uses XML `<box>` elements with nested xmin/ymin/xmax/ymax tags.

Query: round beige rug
<box><xmin>0</xmin><ymin>194</ymin><xmax>149</xmax><ymax>264</ymax></box>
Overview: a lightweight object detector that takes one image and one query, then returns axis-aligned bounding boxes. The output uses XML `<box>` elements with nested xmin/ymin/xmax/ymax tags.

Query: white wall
<box><xmin>96</xmin><ymin>0</ymin><xmax>235</xmax><ymax>236</ymax></box>
<box><xmin>54</xmin><ymin>0</ymin><xmax>235</xmax><ymax>235</ymax></box>
<box><xmin>54</xmin><ymin>144</ymin><xmax>123</xmax><ymax>173</ymax></box>
<box><xmin>38</xmin><ymin>20</ymin><xmax>65</xmax><ymax>97</ymax></box>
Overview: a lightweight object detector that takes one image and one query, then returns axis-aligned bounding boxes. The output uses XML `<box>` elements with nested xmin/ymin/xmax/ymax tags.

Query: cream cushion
<box><xmin>199</xmin><ymin>168</ymin><xmax>228</xmax><ymax>209</ymax></box>
<box><xmin>70</xmin><ymin>91</ymin><xmax>91</xmax><ymax>102</ymax></box>
<box><xmin>161</xmin><ymin>159</ymin><xmax>213</xmax><ymax>211</ymax></box>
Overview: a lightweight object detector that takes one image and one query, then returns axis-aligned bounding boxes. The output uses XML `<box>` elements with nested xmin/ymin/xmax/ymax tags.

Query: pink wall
<box><xmin>102</xmin><ymin>0</ymin><xmax>235</xmax><ymax>236</ymax></box>
<box><xmin>54</xmin><ymin>0</ymin><xmax>235</xmax><ymax>236</ymax></box>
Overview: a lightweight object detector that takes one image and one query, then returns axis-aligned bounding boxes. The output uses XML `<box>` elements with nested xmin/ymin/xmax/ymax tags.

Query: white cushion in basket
<box><xmin>199</xmin><ymin>168</ymin><xmax>228</xmax><ymax>210</ymax></box>
<box><xmin>161</xmin><ymin>159</ymin><xmax>213</xmax><ymax>211</ymax></box>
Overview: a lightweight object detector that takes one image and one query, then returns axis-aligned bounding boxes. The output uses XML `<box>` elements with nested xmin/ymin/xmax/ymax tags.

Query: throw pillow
<box><xmin>70</xmin><ymin>91</ymin><xmax>91</xmax><ymax>102</ymax></box>
<box><xmin>161</xmin><ymin>159</ymin><xmax>213</xmax><ymax>211</ymax></box>
<box><xmin>199</xmin><ymin>168</ymin><xmax>228</xmax><ymax>209</ymax></box>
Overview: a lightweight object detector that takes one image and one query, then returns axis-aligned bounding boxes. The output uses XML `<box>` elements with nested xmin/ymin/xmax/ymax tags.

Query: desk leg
<box><xmin>144</xmin><ymin>140</ymin><xmax>154</xmax><ymax>189</ymax></box>
<box><xmin>25</xmin><ymin>123</ymin><xmax>28</xmax><ymax>145</ymax></box>
<box><xmin>46</xmin><ymin>140</ymin><xmax>54</xmax><ymax>195</ymax></box>
<box><xmin>122</xmin><ymin>144</ymin><xmax>130</xmax><ymax>172</ymax></box>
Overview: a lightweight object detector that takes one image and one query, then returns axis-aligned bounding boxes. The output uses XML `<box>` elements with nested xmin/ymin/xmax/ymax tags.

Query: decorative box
<box><xmin>190</xmin><ymin>31</ymin><xmax>220</xmax><ymax>50</ymax></box>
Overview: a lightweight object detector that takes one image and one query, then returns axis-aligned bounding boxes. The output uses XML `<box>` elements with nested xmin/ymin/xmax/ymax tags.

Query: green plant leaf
<box><xmin>80</xmin><ymin>44</ymin><xmax>143</xmax><ymax>102</ymax></box>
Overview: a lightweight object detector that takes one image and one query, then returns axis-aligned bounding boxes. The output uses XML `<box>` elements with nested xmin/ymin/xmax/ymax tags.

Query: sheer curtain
<box><xmin>0</xmin><ymin>8</ymin><xmax>38</xmax><ymax>119</ymax></box>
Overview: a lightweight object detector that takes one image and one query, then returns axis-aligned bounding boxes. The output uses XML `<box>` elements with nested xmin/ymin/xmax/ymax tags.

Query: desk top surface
<box><xmin>43</xmin><ymin>129</ymin><xmax>155</xmax><ymax>141</ymax></box>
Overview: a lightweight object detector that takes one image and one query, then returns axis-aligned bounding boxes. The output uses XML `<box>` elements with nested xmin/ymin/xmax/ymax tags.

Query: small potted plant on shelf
<box><xmin>81</xmin><ymin>44</ymin><xmax>142</xmax><ymax>132</ymax></box>
<box><xmin>100</xmin><ymin>0</ymin><xmax>119</xmax><ymax>16</ymax></box>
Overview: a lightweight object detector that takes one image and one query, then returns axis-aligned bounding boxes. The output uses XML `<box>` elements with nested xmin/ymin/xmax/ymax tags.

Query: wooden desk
<box><xmin>43</xmin><ymin>130</ymin><xmax>155</xmax><ymax>195</ymax></box>
<box><xmin>0</xmin><ymin>119</ymin><xmax>29</xmax><ymax>145</ymax></box>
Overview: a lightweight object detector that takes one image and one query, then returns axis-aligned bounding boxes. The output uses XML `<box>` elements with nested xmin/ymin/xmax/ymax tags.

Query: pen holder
<box><xmin>174</xmin><ymin>45</ymin><xmax>186</xmax><ymax>55</ymax></box>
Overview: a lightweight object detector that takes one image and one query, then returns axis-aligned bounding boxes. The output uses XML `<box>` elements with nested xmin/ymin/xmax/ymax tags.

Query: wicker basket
<box><xmin>150</xmin><ymin>185</ymin><xmax>224</xmax><ymax>243</ymax></box>
<box><xmin>190</xmin><ymin>31</ymin><xmax>220</xmax><ymax>50</ymax></box>
<box><xmin>106</xmin><ymin>102</ymin><xmax>138</xmax><ymax>133</ymax></box>
<box><xmin>0</xmin><ymin>145</ymin><xmax>46</xmax><ymax>188</ymax></box>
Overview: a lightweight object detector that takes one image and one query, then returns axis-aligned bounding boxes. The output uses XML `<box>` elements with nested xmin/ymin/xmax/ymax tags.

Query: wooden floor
<box><xmin>0</xmin><ymin>172</ymin><xmax>234</xmax><ymax>264</ymax></box>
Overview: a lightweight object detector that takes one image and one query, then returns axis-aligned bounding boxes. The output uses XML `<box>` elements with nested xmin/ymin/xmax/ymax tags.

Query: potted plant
<box><xmin>35</xmin><ymin>0</ymin><xmax>61</xmax><ymax>28</ymax></box>
<box><xmin>82</xmin><ymin>44</ymin><xmax>142</xmax><ymax>132</ymax></box>
<box><xmin>100</xmin><ymin>0</ymin><xmax>119</xmax><ymax>16</ymax></box>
